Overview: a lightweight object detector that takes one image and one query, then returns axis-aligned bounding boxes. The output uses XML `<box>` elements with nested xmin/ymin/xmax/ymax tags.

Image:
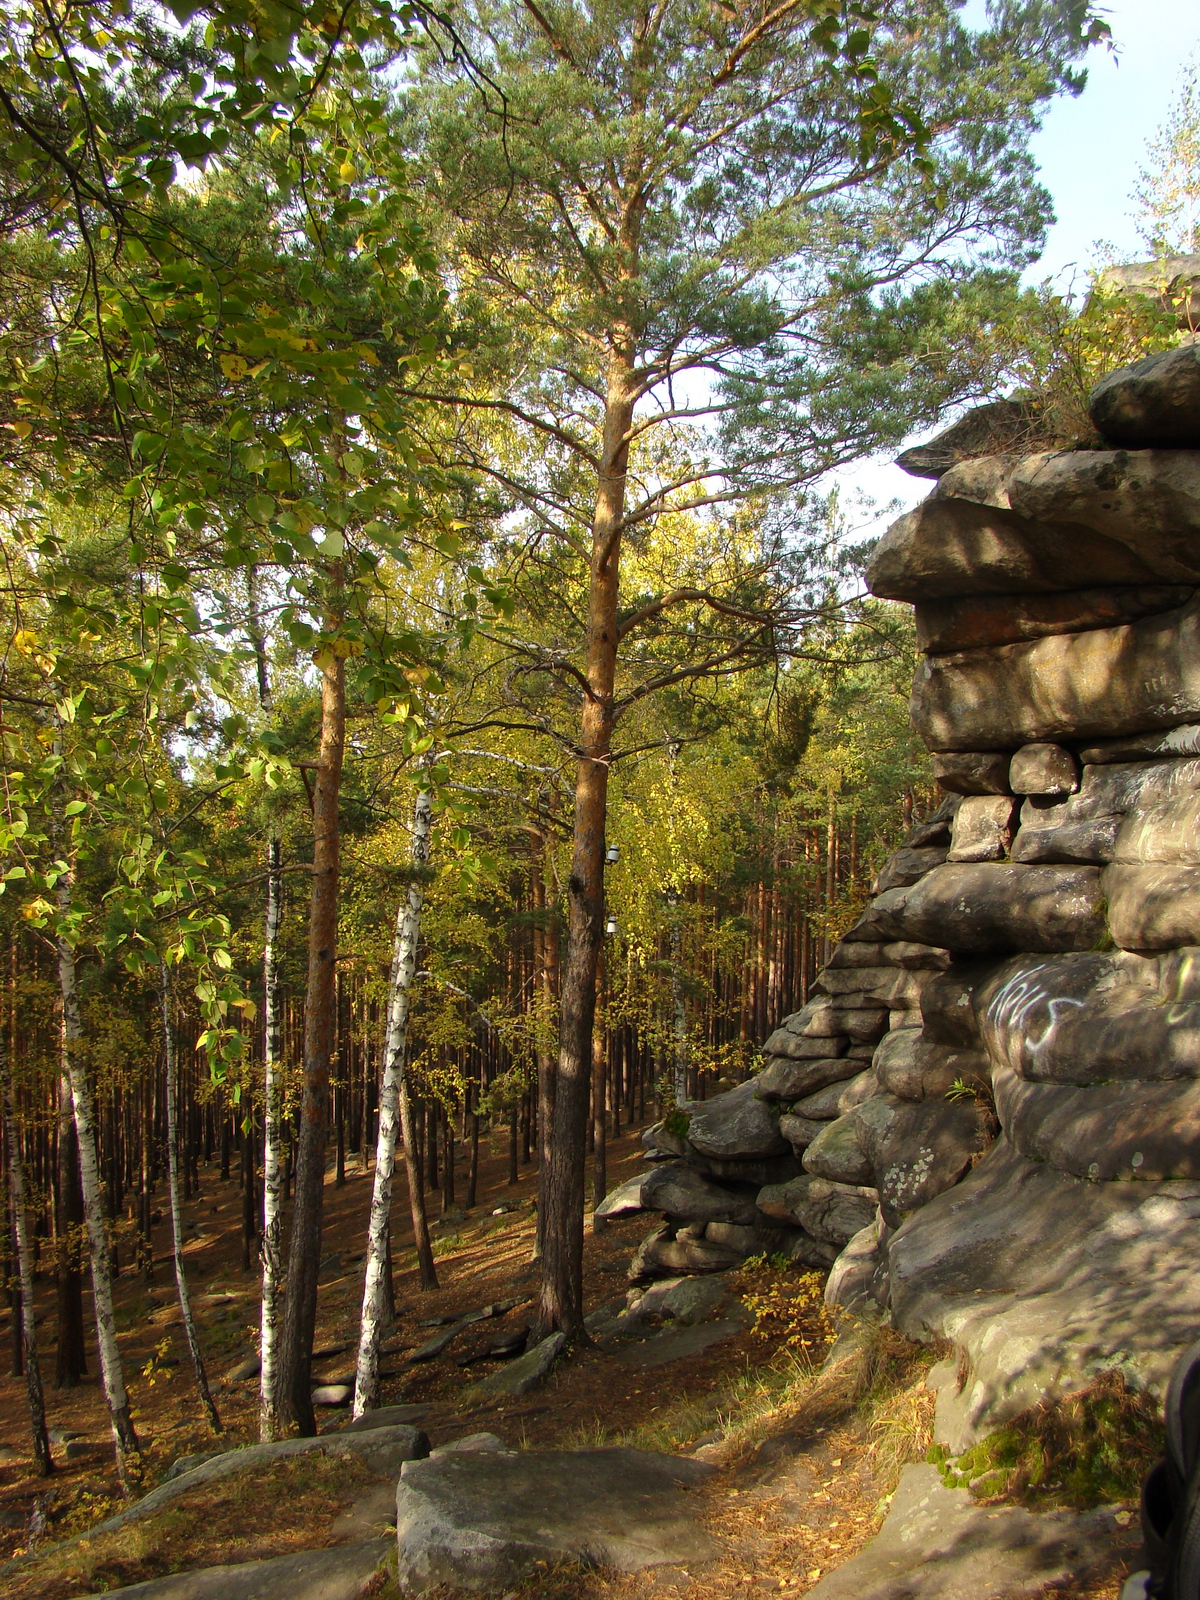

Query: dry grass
<box><xmin>3</xmin><ymin>1452</ymin><xmax>376</xmax><ymax>1600</ymax></box>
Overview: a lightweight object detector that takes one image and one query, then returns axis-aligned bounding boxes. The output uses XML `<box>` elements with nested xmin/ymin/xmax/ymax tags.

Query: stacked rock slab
<box><xmin>836</xmin><ymin>338</ymin><xmax>1200</xmax><ymax>1448</ymax></box>
<box><xmin>606</xmin><ymin>341</ymin><xmax>1200</xmax><ymax>1452</ymax></box>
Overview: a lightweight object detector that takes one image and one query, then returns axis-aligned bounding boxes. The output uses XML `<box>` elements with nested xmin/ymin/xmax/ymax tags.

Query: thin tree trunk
<box><xmin>277</xmin><ymin>633</ymin><xmax>345</xmax><ymax>1437</ymax></box>
<box><xmin>55</xmin><ymin>900</ymin><xmax>139</xmax><ymax>1482</ymax></box>
<box><xmin>160</xmin><ymin>970</ymin><xmax>222</xmax><ymax>1434</ymax></box>
<box><xmin>670</xmin><ymin>912</ymin><xmax>687</xmax><ymax>1107</ymax></box>
<box><xmin>538</xmin><ymin>357</ymin><xmax>635</xmax><ymax>1336</ymax></box>
<box><xmin>353</xmin><ymin>780</ymin><xmax>435</xmax><ymax>1418</ymax></box>
<box><xmin>259</xmin><ymin>836</ymin><xmax>284</xmax><ymax>1440</ymax></box>
<box><xmin>1</xmin><ymin>1035</ymin><xmax>52</xmax><ymax>1476</ymax></box>
<box><xmin>591</xmin><ymin>957</ymin><xmax>607</xmax><ymax>1233</ymax></box>
<box><xmin>54</xmin><ymin>1072</ymin><xmax>87</xmax><ymax>1386</ymax></box>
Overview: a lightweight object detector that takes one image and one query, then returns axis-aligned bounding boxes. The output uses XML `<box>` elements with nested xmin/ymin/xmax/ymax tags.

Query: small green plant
<box><xmin>661</xmin><ymin>1106</ymin><xmax>691</xmax><ymax>1140</ymax></box>
<box><xmin>141</xmin><ymin>1336</ymin><xmax>175</xmax><ymax>1386</ymax></box>
<box><xmin>945</xmin><ymin>1078</ymin><xmax>976</xmax><ymax>1102</ymax></box>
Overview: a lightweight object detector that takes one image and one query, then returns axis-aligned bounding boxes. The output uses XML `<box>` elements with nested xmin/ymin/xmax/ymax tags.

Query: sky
<box><xmin>837</xmin><ymin>0</ymin><xmax>1198</xmax><ymax>536</ymax></box>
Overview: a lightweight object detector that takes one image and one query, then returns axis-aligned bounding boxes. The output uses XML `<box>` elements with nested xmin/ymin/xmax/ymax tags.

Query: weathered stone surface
<box><xmin>975</xmin><ymin>952</ymin><xmax>1200</xmax><ymax>1085</ymax></box>
<box><xmin>1114</xmin><ymin>790</ymin><xmax>1200</xmax><ymax>862</ymax></box>
<box><xmin>878</xmin><ymin>864</ymin><xmax>1106</xmax><ymax>954</ymax></box>
<box><xmin>759</xmin><ymin>1028</ymin><xmax>848</xmax><ymax>1061</ymax></box>
<box><xmin>1104</xmin><ymin>863</ymin><xmax>1200</xmax><ymax>949</ymax></box>
<box><xmin>594</xmin><ymin>1172</ymin><xmax>651</xmax><ymax>1219</ymax></box>
<box><xmin>915</xmin><ymin>584</ymin><xmax>1193</xmax><ymax>655</ymax></box>
<box><xmin>842</xmin><ymin>887</ymin><xmax>915</xmax><ymax>942</ymax></box>
<box><xmin>779</xmin><ymin>1113</ymin><xmax>827</xmax><ymax>1149</ymax></box>
<box><xmin>1008</xmin><ymin>449</ymin><xmax>1200</xmax><ymax>577</ymax></box>
<box><xmin>77</xmin><ymin>1542</ymin><xmax>392</xmax><ymax>1600</ymax></box>
<box><xmin>895</xmin><ymin>399</ymin><xmax>1040</xmax><ymax>478</ymax></box>
<box><xmin>802</xmin><ymin>1113</ymin><xmax>873</xmax><ymax>1186</ymax></box>
<box><xmin>429</xmin><ymin>1434</ymin><xmax>511</xmax><ymax>1459</ymax></box>
<box><xmin>789</xmin><ymin>1232</ymin><xmax>842</xmax><ymax>1268</ymax></box>
<box><xmin>638</xmin><ymin>1162</ymin><xmax>759</xmax><ymax>1226</ymax></box>
<box><xmin>393</xmin><ymin>1448</ymin><xmax>718</xmax><ymax>1594</ymax></box>
<box><xmin>802</xmin><ymin>1463</ymin><xmax>1129</xmax><ymax>1600</ymax></box>
<box><xmin>613</xmin><ymin>1318</ymin><xmax>748</xmax><ymax>1369</ymax></box>
<box><xmin>478</xmin><ymin>1333</ymin><xmax>566</xmax><ymax>1398</ymax></box>
<box><xmin>868</xmin><ymin>496</ymin><xmax>1157</xmax><ymax>605</ymax></box>
<box><xmin>824</xmin><ymin>1220</ymin><xmax>884</xmax><ymax>1314</ymax></box>
<box><xmin>919</xmin><ymin>965</ymin><xmax>993</xmax><ymax>1046</ymax></box>
<box><xmin>629</xmin><ymin>1226</ymin><xmax>744</xmax><ymax>1282</ymax></box>
<box><xmin>780</xmin><ymin>995</ymin><xmax>890</xmax><ymax>1040</ymax></box>
<box><xmin>686</xmin><ymin>1151</ymin><xmax>805</xmax><ymax>1187</ymax></box>
<box><xmin>854</xmin><ymin>1093</ymin><xmax>984</xmax><ymax>1221</ymax></box>
<box><xmin>911</xmin><ymin>593</ymin><xmax>1200</xmax><ymax>750</ymax></box>
<box><xmin>928</xmin><ymin>752</ymin><xmax>1017</xmax><ymax>796</ymax></box>
<box><xmin>628</xmin><ymin>1276</ymin><xmax>728</xmax><ymax>1327</ymax></box>
<box><xmin>993</xmin><ymin>1060</ymin><xmax>1200</xmax><ymax>1180</ymax></box>
<box><xmin>1079</xmin><ymin>723</ymin><xmax>1200</xmax><ymax>763</ymax></box>
<box><xmin>888</xmin><ymin>1137</ymin><xmax>1200</xmax><ymax>1448</ymax></box>
<box><xmin>826</xmin><ymin>939</ymin><xmax>889</xmax><ymax>968</ymax></box>
<box><xmin>336</xmin><ymin>1405</ymin><xmax>430</xmax><ymax>1436</ymax></box>
<box><xmin>873</xmin><ymin>845</ymin><xmax>949</xmax><ymax>892</ymax></box>
<box><xmin>757</xmin><ymin>1174</ymin><xmax>878</xmax><ymax>1246</ymax></box>
<box><xmin>872</xmin><ymin>1029</ymin><xmax>989</xmax><ymax>1102</ymax></box>
<box><xmin>881</xmin><ymin>941</ymin><xmax>954</xmax><ymax>970</ymax></box>
<box><xmin>1090</xmin><ymin>342</ymin><xmax>1200</xmax><ymax>449</ymax></box>
<box><xmin>1009</xmin><ymin>742</ymin><xmax>1079</xmax><ymax>796</ymax></box>
<box><xmin>704</xmin><ymin>1220</ymin><xmax>787</xmax><ymax>1256</ymax></box>
<box><xmin>1098</xmin><ymin>253</ymin><xmax>1200</xmax><ymax>329</ymax></box>
<box><xmin>929</xmin><ymin>450</ymin><xmax>1020</xmax><ymax>506</ymax></box>
<box><xmin>1010</xmin><ymin>812</ymin><xmax>1121</xmax><ymax>864</ymax></box>
<box><xmin>813</xmin><ymin>966</ymin><xmax>929</xmax><ymax>1012</ymax></box>
<box><xmin>684</xmin><ymin>1079</ymin><xmax>787</xmax><ymax>1161</ymax></box>
<box><xmin>947</xmin><ymin>795</ymin><xmax>1016</xmax><ymax>862</ymax></box>
<box><xmin>793</xmin><ymin>1072</ymin><xmax>871</xmax><ymax>1120</ymax></box>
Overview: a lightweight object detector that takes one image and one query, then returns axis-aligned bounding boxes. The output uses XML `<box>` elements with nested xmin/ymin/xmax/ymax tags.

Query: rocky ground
<box><xmin>0</xmin><ymin>1116</ymin><xmax>1150</xmax><ymax>1600</ymax></box>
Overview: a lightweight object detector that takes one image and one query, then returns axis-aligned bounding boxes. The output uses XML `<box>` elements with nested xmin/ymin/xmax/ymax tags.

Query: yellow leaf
<box><xmin>6</xmin><ymin>420</ymin><xmax>32</xmax><ymax>440</ymax></box>
<box><xmin>220</xmin><ymin>353</ymin><xmax>249</xmax><ymax>380</ymax></box>
<box><xmin>339</xmin><ymin>161</ymin><xmax>356</xmax><ymax>183</ymax></box>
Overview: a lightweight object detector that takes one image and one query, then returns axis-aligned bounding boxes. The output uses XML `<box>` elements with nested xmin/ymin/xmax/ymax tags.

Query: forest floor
<box><xmin>0</xmin><ymin>1121</ymin><xmax>1142</xmax><ymax>1600</ymax></box>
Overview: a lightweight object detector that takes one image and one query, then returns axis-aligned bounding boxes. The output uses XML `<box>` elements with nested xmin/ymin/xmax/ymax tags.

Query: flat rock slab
<box><xmin>394</xmin><ymin>1446</ymin><xmax>718</xmax><ymax>1594</ymax></box>
<box><xmin>79</xmin><ymin>1540</ymin><xmax>390</xmax><ymax>1600</ymax></box>
<box><xmin>479</xmin><ymin>1331</ymin><xmax>565</xmax><ymax>1396</ymax></box>
<box><xmin>805</xmin><ymin>1464</ymin><xmax>1131</xmax><ymax>1600</ymax></box>
<box><xmin>612</xmin><ymin>1318</ymin><xmax>746</xmax><ymax>1368</ymax></box>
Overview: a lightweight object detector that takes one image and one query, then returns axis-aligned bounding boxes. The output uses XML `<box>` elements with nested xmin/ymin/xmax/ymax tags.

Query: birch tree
<box><xmin>160</xmin><ymin>968</ymin><xmax>222</xmax><ymax>1435</ymax></box>
<box><xmin>353</xmin><ymin>772</ymin><xmax>436</xmax><ymax>1418</ymax></box>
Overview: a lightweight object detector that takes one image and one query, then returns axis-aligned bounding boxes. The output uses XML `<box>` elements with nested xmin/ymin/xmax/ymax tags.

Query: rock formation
<box><xmin>612</xmin><ymin>337</ymin><xmax>1200</xmax><ymax>1456</ymax></box>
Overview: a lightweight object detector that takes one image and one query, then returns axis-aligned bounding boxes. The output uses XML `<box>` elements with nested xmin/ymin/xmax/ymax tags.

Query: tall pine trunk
<box><xmin>1</xmin><ymin>1033</ymin><xmax>52</xmax><ymax>1476</ymax></box>
<box><xmin>259</xmin><ymin>836</ymin><xmax>284</xmax><ymax>1439</ymax></box>
<box><xmin>352</xmin><ymin>780</ymin><xmax>435</xmax><ymax>1417</ymax></box>
<box><xmin>159</xmin><ymin>970</ymin><xmax>221</xmax><ymax>1434</ymax></box>
<box><xmin>538</xmin><ymin>362</ymin><xmax>634</xmax><ymax>1335</ymax></box>
<box><xmin>277</xmin><ymin>641</ymin><xmax>345</xmax><ymax>1435</ymax></box>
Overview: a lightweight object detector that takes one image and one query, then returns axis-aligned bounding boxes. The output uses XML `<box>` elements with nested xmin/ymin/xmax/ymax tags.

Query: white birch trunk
<box><xmin>352</xmin><ymin>782</ymin><xmax>433</xmax><ymax>1418</ymax></box>
<box><xmin>54</xmin><ymin>880</ymin><xmax>140</xmax><ymax>1480</ymax></box>
<box><xmin>1</xmin><ymin>1033</ymin><xmax>53</xmax><ymax>1475</ymax></box>
<box><xmin>259</xmin><ymin>837</ymin><xmax>284</xmax><ymax>1440</ymax></box>
<box><xmin>670</xmin><ymin>919</ymin><xmax>687</xmax><ymax>1107</ymax></box>
<box><xmin>160</xmin><ymin>968</ymin><xmax>221</xmax><ymax>1433</ymax></box>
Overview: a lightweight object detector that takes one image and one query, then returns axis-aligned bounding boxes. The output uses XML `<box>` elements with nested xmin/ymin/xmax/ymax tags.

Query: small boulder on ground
<box><xmin>478</xmin><ymin>1332</ymin><xmax>566</xmax><ymax>1397</ymax></box>
<box><xmin>394</xmin><ymin>1447</ymin><xmax>718</xmax><ymax>1594</ymax></box>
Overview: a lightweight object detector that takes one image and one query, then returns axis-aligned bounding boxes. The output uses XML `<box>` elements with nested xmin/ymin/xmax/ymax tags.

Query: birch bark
<box><xmin>54</xmin><ymin>886</ymin><xmax>139</xmax><ymax>1481</ymax></box>
<box><xmin>259</xmin><ymin>835</ymin><xmax>284</xmax><ymax>1439</ymax></box>
<box><xmin>160</xmin><ymin>968</ymin><xmax>221</xmax><ymax>1434</ymax></box>
<box><xmin>1</xmin><ymin>1034</ymin><xmax>53</xmax><ymax>1475</ymax></box>
<box><xmin>352</xmin><ymin>779</ymin><xmax>434</xmax><ymax>1417</ymax></box>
